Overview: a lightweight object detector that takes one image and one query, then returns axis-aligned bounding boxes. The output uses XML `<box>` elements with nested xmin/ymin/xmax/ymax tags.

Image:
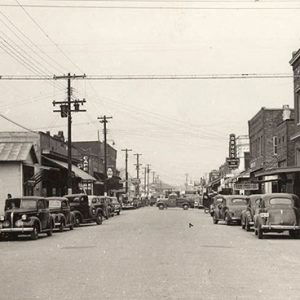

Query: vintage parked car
<box><xmin>253</xmin><ymin>193</ymin><xmax>300</xmax><ymax>239</ymax></box>
<box><xmin>98</xmin><ymin>196</ymin><xmax>113</xmax><ymax>219</ymax></box>
<box><xmin>122</xmin><ymin>196</ymin><xmax>136</xmax><ymax>209</ymax></box>
<box><xmin>209</xmin><ymin>195</ymin><xmax>224</xmax><ymax>217</ymax></box>
<box><xmin>240</xmin><ymin>194</ymin><xmax>262</xmax><ymax>231</ymax></box>
<box><xmin>156</xmin><ymin>193</ymin><xmax>191</xmax><ymax>210</ymax></box>
<box><xmin>110</xmin><ymin>197</ymin><xmax>121</xmax><ymax>215</ymax></box>
<box><xmin>64</xmin><ymin>194</ymin><xmax>103</xmax><ymax>226</ymax></box>
<box><xmin>0</xmin><ymin>196</ymin><xmax>54</xmax><ymax>240</ymax></box>
<box><xmin>47</xmin><ymin>197</ymin><xmax>75</xmax><ymax>231</ymax></box>
<box><xmin>212</xmin><ymin>195</ymin><xmax>248</xmax><ymax>225</ymax></box>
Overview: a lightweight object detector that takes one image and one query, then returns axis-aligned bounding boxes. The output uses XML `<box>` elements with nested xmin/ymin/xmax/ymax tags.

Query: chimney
<box><xmin>282</xmin><ymin>105</ymin><xmax>291</xmax><ymax>121</ymax></box>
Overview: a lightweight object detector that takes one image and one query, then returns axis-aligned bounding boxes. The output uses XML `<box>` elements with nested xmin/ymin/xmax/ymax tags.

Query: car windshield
<box><xmin>49</xmin><ymin>200</ymin><xmax>61</xmax><ymax>208</ymax></box>
<box><xmin>270</xmin><ymin>198</ymin><xmax>293</xmax><ymax>206</ymax></box>
<box><xmin>5</xmin><ymin>199</ymin><xmax>37</xmax><ymax>210</ymax></box>
<box><xmin>230</xmin><ymin>198</ymin><xmax>248</xmax><ymax>205</ymax></box>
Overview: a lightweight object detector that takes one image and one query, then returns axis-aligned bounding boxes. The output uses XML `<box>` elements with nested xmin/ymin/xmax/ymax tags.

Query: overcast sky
<box><xmin>0</xmin><ymin>0</ymin><xmax>299</xmax><ymax>185</ymax></box>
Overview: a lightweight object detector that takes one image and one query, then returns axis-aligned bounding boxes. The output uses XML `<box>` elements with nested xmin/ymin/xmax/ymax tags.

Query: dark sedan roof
<box><xmin>46</xmin><ymin>197</ymin><xmax>69</xmax><ymax>201</ymax></box>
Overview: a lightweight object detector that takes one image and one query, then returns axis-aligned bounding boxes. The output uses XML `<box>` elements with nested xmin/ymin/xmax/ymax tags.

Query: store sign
<box><xmin>226</xmin><ymin>157</ymin><xmax>240</xmax><ymax>169</ymax></box>
<box><xmin>229</xmin><ymin>134</ymin><xmax>237</xmax><ymax>159</ymax></box>
<box><xmin>234</xmin><ymin>183</ymin><xmax>259</xmax><ymax>190</ymax></box>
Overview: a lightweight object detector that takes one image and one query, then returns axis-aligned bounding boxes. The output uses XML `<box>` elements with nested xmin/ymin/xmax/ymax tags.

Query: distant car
<box><xmin>0</xmin><ymin>197</ymin><xmax>54</xmax><ymax>240</ymax></box>
<box><xmin>253</xmin><ymin>193</ymin><xmax>300</xmax><ymax>239</ymax></box>
<box><xmin>210</xmin><ymin>195</ymin><xmax>224</xmax><ymax>217</ymax></box>
<box><xmin>212</xmin><ymin>195</ymin><xmax>248</xmax><ymax>225</ymax></box>
<box><xmin>64</xmin><ymin>194</ymin><xmax>103</xmax><ymax>226</ymax></box>
<box><xmin>98</xmin><ymin>196</ymin><xmax>113</xmax><ymax>219</ymax></box>
<box><xmin>149</xmin><ymin>197</ymin><xmax>157</xmax><ymax>206</ymax></box>
<box><xmin>110</xmin><ymin>197</ymin><xmax>121</xmax><ymax>215</ymax></box>
<box><xmin>47</xmin><ymin>197</ymin><xmax>75</xmax><ymax>231</ymax></box>
<box><xmin>240</xmin><ymin>194</ymin><xmax>262</xmax><ymax>231</ymax></box>
<box><xmin>122</xmin><ymin>196</ymin><xmax>136</xmax><ymax>209</ymax></box>
<box><xmin>156</xmin><ymin>193</ymin><xmax>191</xmax><ymax>210</ymax></box>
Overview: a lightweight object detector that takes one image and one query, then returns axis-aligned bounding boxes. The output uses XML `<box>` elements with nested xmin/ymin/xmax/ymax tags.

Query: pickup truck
<box><xmin>156</xmin><ymin>193</ymin><xmax>192</xmax><ymax>210</ymax></box>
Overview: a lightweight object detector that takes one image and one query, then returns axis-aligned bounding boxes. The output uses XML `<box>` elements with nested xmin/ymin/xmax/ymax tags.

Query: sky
<box><xmin>0</xmin><ymin>0</ymin><xmax>299</xmax><ymax>185</ymax></box>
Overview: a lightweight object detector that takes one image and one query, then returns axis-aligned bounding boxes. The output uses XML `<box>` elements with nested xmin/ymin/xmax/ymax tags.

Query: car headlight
<box><xmin>3</xmin><ymin>220</ymin><xmax>10</xmax><ymax>228</ymax></box>
<box><xmin>15</xmin><ymin>220</ymin><xmax>23</xmax><ymax>227</ymax></box>
<box><xmin>0</xmin><ymin>215</ymin><xmax>4</xmax><ymax>222</ymax></box>
<box><xmin>21</xmin><ymin>214</ymin><xmax>27</xmax><ymax>221</ymax></box>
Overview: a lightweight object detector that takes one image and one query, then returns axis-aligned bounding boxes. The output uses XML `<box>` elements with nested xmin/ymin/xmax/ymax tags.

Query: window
<box><xmin>273</xmin><ymin>136</ymin><xmax>278</xmax><ymax>155</ymax></box>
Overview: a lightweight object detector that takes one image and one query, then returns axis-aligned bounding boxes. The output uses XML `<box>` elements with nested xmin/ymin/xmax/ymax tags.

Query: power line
<box><xmin>14</xmin><ymin>0</ymin><xmax>85</xmax><ymax>73</ymax></box>
<box><xmin>1</xmin><ymin>3</ymin><xmax>300</xmax><ymax>9</ymax></box>
<box><xmin>0</xmin><ymin>73</ymin><xmax>296</xmax><ymax>80</ymax></box>
<box><xmin>0</xmin><ymin>112</ymin><xmax>37</xmax><ymax>134</ymax></box>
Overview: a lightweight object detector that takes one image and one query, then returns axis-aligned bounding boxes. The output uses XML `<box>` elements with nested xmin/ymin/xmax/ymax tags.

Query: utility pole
<box><xmin>122</xmin><ymin>148</ymin><xmax>132</xmax><ymax>195</ymax></box>
<box><xmin>53</xmin><ymin>73</ymin><xmax>86</xmax><ymax>194</ymax></box>
<box><xmin>152</xmin><ymin>171</ymin><xmax>156</xmax><ymax>184</ymax></box>
<box><xmin>146</xmin><ymin>164</ymin><xmax>151</xmax><ymax>198</ymax></box>
<box><xmin>143</xmin><ymin>167</ymin><xmax>147</xmax><ymax>194</ymax></box>
<box><xmin>98</xmin><ymin>115</ymin><xmax>113</xmax><ymax>195</ymax></box>
<box><xmin>134</xmin><ymin>153</ymin><xmax>142</xmax><ymax>196</ymax></box>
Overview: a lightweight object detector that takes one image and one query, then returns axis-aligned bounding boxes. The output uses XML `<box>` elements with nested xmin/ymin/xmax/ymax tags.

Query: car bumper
<box><xmin>261</xmin><ymin>225</ymin><xmax>300</xmax><ymax>230</ymax></box>
<box><xmin>0</xmin><ymin>227</ymin><xmax>33</xmax><ymax>233</ymax></box>
<box><xmin>229</xmin><ymin>217</ymin><xmax>241</xmax><ymax>222</ymax></box>
<box><xmin>122</xmin><ymin>205</ymin><xmax>134</xmax><ymax>209</ymax></box>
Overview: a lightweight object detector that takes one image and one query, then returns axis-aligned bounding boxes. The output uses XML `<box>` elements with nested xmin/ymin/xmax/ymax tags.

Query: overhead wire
<box><xmin>1</xmin><ymin>3</ymin><xmax>300</xmax><ymax>9</ymax></box>
<box><xmin>14</xmin><ymin>0</ymin><xmax>85</xmax><ymax>74</ymax></box>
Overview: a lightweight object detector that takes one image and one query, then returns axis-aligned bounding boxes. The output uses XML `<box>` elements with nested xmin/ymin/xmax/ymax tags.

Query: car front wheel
<box><xmin>96</xmin><ymin>214</ymin><xmax>103</xmax><ymax>225</ymax></box>
<box><xmin>47</xmin><ymin>222</ymin><xmax>53</xmax><ymax>236</ymax></box>
<box><xmin>213</xmin><ymin>216</ymin><xmax>218</xmax><ymax>224</ymax></box>
<box><xmin>158</xmin><ymin>204</ymin><xmax>164</xmax><ymax>210</ymax></box>
<box><xmin>183</xmin><ymin>204</ymin><xmax>188</xmax><ymax>210</ymax></box>
<box><xmin>257</xmin><ymin>225</ymin><xmax>264</xmax><ymax>239</ymax></box>
<box><xmin>31</xmin><ymin>225</ymin><xmax>39</xmax><ymax>240</ymax></box>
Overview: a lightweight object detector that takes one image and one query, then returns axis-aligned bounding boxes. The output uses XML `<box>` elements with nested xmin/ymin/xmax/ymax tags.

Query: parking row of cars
<box><xmin>209</xmin><ymin>193</ymin><xmax>300</xmax><ymax>239</ymax></box>
<box><xmin>0</xmin><ymin>194</ymin><xmax>122</xmax><ymax>241</ymax></box>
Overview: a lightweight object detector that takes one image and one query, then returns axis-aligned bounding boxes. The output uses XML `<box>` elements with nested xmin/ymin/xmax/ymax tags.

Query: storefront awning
<box><xmin>255</xmin><ymin>167</ymin><xmax>300</xmax><ymax>178</ymax></box>
<box><xmin>43</xmin><ymin>156</ymin><xmax>96</xmax><ymax>181</ymax></box>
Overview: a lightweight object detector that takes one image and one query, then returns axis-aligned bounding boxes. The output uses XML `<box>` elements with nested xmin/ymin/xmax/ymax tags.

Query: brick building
<box><xmin>248</xmin><ymin>106</ymin><xmax>297</xmax><ymax>194</ymax></box>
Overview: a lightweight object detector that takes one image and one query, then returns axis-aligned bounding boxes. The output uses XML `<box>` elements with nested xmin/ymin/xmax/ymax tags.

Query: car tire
<box><xmin>96</xmin><ymin>214</ymin><xmax>103</xmax><ymax>225</ymax></box>
<box><xmin>69</xmin><ymin>224</ymin><xmax>74</xmax><ymax>230</ymax></box>
<box><xmin>31</xmin><ymin>225</ymin><xmax>39</xmax><ymax>240</ymax></box>
<box><xmin>245</xmin><ymin>219</ymin><xmax>251</xmax><ymax>232</ymax></box>
<box><xmin>257</xmin><ymin>225</ymin><xmax>264</xmax><ymax>239</ymax></box>
<box><xmin>117</xmin><ymin>211</ymin><xmax>120</xmax><ymax>215</ymax></box>
<box><xmin>213</xmin><ymin>216</ymin><xmax>218</xmax><ymax>224</ymax></box>
<box><xmin>241</xmin><ymin>217</ymin><xmax>245</xmax><ymax>229</ymax></box>
<box><xmin>59</xmin><ymin>221</ymin><xmax>65</xmax><ymax>232</ymax></box>
<box><xmin>183</xmin><ymin>204</ymin><xmax>188</xmax><ymax>210</ymax></box>
<box><xmin>75</xmin><ymin>215</ymin><xmax>81</xmax><ymax>227</ymax></box>
<box><xmin>47</xmin><ymin>222</ymin><xmax>53</xmax><ymax>237</ymax></box>
<box><xmin>289</xmin><ymin>230</ymin><xmax>299</xmax><ymax>239</ymax></box>
<box><xmin>225</xmin><ymin>215</ymin><xmax>231</xmax><ymax>226</ymax></box>
<box><xmin>158</xmin><ymin>204</ymin><xmax>164</xmax><ymax>210</ymax></box>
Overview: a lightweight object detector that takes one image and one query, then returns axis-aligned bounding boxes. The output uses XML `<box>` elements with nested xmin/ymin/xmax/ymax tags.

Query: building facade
<box><xmin>248</xmin><ymin>106</ymin><xmax>297</xmax><ymax>194</ymax></box>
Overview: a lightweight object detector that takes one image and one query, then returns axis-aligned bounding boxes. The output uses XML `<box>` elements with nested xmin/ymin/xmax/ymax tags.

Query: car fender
<box><xmin>28</xmin><ymin>216</ymin><xmax>42</xmax><ymax>231</ymax></box>
<box><xmin>73</xmin><ymin>210</ymin><xmax>83</xmax><ymax>221</ymax></box>
<box><xmin>96</xmin><ymin>208</ymin><xmax>103</xmax><ymax>216</ymax></box>
<box><xmin>70</xmin><ymin>211</ymin><xmax>76</xmax><ymax>224</ymax></box>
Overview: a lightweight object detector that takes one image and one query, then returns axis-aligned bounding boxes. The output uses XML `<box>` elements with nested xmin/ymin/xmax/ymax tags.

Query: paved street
<box><xmin>1</xmin><ymin>207</ymin><xmax>300</xmax><ymax>300</ymax></box>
